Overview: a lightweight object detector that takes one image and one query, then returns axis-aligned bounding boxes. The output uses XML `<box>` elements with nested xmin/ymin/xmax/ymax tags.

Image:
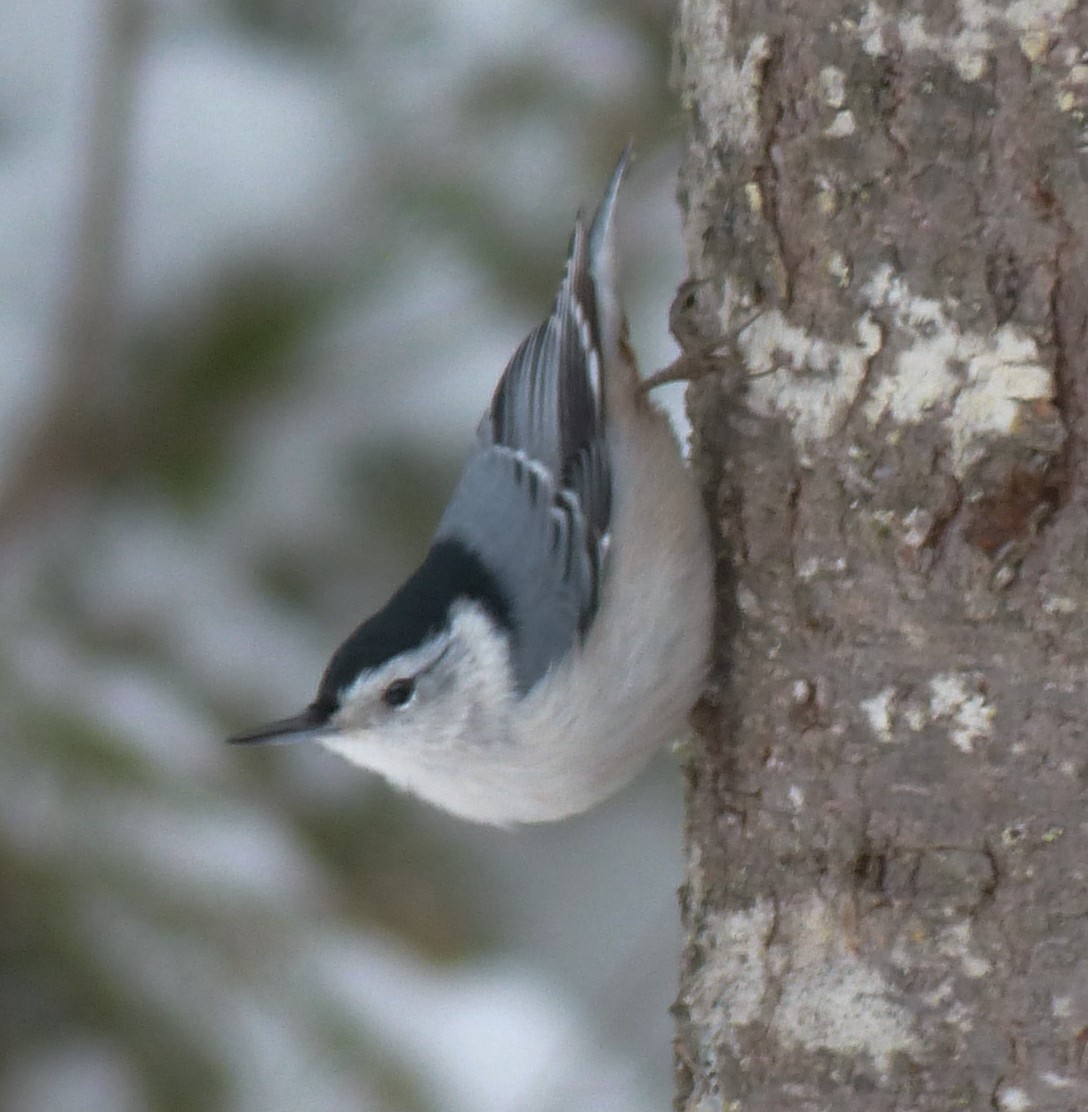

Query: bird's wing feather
<box><xmin>435</xmin><ymin>445</ymin><xmax>599</xmax><ymax>693</ymax></box>
<box><xmin>444</xmin><ymin>156</ymin><xmax>630</xmax><ymax>689</ymax></box>
<box><xmin>481</xmin><ymin>218</ymin><xmax>609</xmax><ymax>533</ymax></box>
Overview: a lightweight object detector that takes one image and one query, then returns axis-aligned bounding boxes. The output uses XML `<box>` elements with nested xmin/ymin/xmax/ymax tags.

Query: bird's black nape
<box><xmin>315</xmin><ymin>538</ymin><xmax>513</xmax><ymax>708</ymax></box>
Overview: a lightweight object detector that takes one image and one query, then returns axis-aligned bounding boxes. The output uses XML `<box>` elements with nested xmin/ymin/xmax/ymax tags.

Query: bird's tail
<box><xmin>587</xmin><ymin>146</ymin><xmax>632</xmax><ymax>380</ymax></box>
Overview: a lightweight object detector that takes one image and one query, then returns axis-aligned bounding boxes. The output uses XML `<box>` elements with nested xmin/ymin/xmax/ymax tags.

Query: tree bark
<box><xmin>673</xmin><ymin>2</ymin><xmax>1088</xmax><ymax>1109</ymax></box>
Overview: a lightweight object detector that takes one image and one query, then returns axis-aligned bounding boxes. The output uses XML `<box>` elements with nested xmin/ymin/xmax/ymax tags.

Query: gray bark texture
<box><xmin>672</xmin><ymin>2</ymin><xmax>1088</xmax><ymax>1109</ymax></box>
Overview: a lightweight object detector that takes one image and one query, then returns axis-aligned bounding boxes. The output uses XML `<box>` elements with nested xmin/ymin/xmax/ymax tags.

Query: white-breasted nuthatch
<box><xmin>229</xmin><ymin>153</ymin><xmax>713</xmax><ymax>824</ymax></box>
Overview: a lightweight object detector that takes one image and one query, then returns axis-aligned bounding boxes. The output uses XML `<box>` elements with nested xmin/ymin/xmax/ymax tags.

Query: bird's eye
<box><xmin>382</xmin><ymin>678</ymin><xmax>416</xmax><ymax>709</ymax></box>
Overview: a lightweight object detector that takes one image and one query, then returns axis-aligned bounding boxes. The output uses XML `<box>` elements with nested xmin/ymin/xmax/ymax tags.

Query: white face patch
<box><xmin>320</xmin><ymin>601</ymin><xmax>516</xmax><ymax>762</ymax></box>
<box><xmin>332</xmin><ymin>631</ymin><xmax>454</xmax><ymax>731</ymax></box>
<box><xmin>314</xmin><ymin>599</ymin><xmax>531</xmax><ymax>820</ymax></box>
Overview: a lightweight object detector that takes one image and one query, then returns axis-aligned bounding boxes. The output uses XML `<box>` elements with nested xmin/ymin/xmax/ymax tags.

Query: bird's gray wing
<box><xmin>447</xmin><ymin>161</ymin><xmax>631</xmax><ymax>689</ymax></box>
<box><xmin>480</xmin><ymin>217</ymin><xmax>611</xmax><ymax>543</ymax></box>
<box><xmin>435</xmin><ymin>445</ymin><xmax>600</xmax><ymax>693</ymax></box>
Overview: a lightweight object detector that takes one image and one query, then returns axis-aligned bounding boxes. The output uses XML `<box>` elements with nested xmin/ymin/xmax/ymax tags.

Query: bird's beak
<box><xmin>227</xmin><ymin>704</ymin><xmax>327</xmax><ymax>746</ymax></box>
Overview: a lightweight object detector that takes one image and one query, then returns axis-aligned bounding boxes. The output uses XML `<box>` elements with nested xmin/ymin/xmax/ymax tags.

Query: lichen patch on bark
<box><xmin>683</xmin><ymin>895</ymin><xmax>920</xmax><ymax>1082</ymax></box>
<box><xmin>740</xmin><ymin>309</ymin><xmax>882</xmax><ymax>444</ymax></box>
<box><xmin>676</xmin><ymin>0</ymin><xmax>769</xmax><ymax>149</ymax></box>
<box><xmin>927</xmin><ymin>673</ymin><xmax>996</xmax><ymax>754</ymax></box>
<box><xmin>856</xmin><ymin>0</ymin><xmax>1077</xmax><ymax>82</ymax></box>
<box><xmin>737</xmin><ymin>262</ymin><xmax>1057</xmax><ymax>476</ymax></box>
<box><xmin>688</xmin><ymin>900</ymin><xmax>775</xmax><ymax>1037</ymax></box>
<box><xmin>860</xmin><ymin>267</ymin><xmax>1055</xmax><ymax>476</ymax></box>
<box><xmin>771</xmin><ymin>895</ymin><xmax>920</xmax><ymax>1077</ymax></box>
<box><xmin>860</xmin><ymin>686</ymin><xmax>897</xmax><ymax>743</ymax></box>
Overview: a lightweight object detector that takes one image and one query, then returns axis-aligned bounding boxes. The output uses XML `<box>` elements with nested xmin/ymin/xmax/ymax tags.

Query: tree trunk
<box><xmin>672</xmin><ymin>2</ymin><xmax>1088</xmax><ymax>1109</ymax></box>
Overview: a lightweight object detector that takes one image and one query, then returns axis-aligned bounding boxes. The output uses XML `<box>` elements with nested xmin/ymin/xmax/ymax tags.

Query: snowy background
<box><xmin>0</xmin><ymin>1</ymin><xmax>695</xmax><ymax>1109</ymax></box>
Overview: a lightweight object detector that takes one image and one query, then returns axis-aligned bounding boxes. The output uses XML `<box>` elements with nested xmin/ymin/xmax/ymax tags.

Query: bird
<box><xmin>228</xmin><ymin>152</ymin><xmax>713</xmax><ymax>825</ymax></box>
